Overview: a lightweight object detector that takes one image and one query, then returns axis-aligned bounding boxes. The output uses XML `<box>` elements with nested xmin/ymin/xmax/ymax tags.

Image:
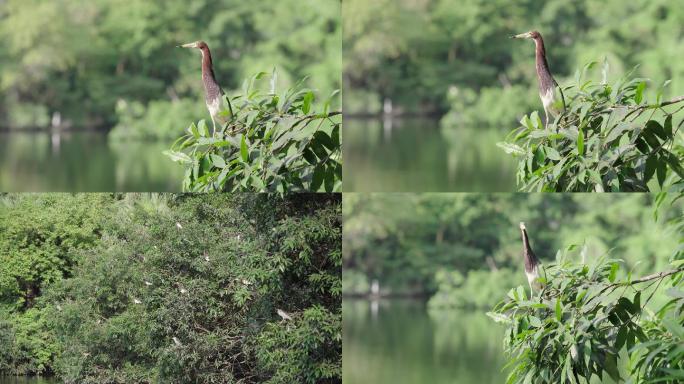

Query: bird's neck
<box><xmin>200</xmin><ymin>48</ymin><xmax>220</xmax><ymax>101</ymax></box>
<box><xmin>521</xmin><ymin>229</ymin><xmax>539</xmax><ymax>272</ymax></box>
<box><xmin>533</xmin><ymin>37</ymin><xmax>556</xmax><ymax>92</ymax></box>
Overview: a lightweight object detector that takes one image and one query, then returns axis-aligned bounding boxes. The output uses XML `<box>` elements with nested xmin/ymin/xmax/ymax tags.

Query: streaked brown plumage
<box><xmin>520</xmin><ymin>222</ymin><xmax>542</xmax><ymax>293</ymax></box>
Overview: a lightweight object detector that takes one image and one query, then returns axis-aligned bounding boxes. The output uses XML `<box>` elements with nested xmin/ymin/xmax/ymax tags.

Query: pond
<box><xmin>343</xmin><ymin>117</ymin><xmax>517</xmax><ymax>192</ymax></box>
<box><xmin>0</xmin><ymin>131</ymin><xmax>183</xmax><ymax>191</ymax></box>
<box><xmin>343</xmin><ymin>298</ymin><xmax>507</xmax><ymax>384</ymax></box>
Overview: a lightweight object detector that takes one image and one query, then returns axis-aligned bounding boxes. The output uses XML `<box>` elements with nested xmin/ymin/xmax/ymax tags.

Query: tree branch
<box><xmin>628</xmin><ymin>267</ymin><xmax>683</xmax><ymax>285</ymax></box>
<box><xmin>657</xmin><ymin>95</ymin><xmax>684</xmax><ymax>108</ymax></box>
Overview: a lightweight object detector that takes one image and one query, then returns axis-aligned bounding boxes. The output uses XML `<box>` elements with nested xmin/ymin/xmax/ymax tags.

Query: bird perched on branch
<box><xmin>511</xmin><ymin>31</ymin><xmax>566</xmax><ymax>128</ymax></box>
<box><xmin>178</xmin><ymin>40</ymin><xmax>232</xmax><ymax>135</ymax></box>
<box><xmin>520</xmin><ymin>222</ymin><xmax>544</xmax><ymax>294</ymax></box>
<box><xmin>276</xmin><ymin>308</ymin><xmax>292</xmax><ymax>321</ymax></box>
<box><xmin>172</xmin><ymin>336</ymin><xmax>182</xmax><ymax>347</ymax></box>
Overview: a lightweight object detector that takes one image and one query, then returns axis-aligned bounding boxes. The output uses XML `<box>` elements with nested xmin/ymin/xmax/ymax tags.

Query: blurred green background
<box><xmin>0</xmin><ymin>0</ymin><xmax>341</xmax><ymax>191</ymax></box>
<box><xmin>342</xmin><ymin>193</ymin><xmax>683</xmax><ymax>384</ymax></box>
<box><xmin>343</xmin><ymin>0</ymin><xmax>684</xmax><ymax>191</ymax></box>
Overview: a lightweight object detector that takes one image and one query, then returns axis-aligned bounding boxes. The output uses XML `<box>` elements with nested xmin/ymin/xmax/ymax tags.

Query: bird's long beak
<box><xmin>178</xmin><ymin>42</ymin><xmax>198</xmax><ymax>48</ymax></box>
<box><xmin>511</xmin><ymin>32</ymin><xmax>531</xmax><ymax>39</ymax></box>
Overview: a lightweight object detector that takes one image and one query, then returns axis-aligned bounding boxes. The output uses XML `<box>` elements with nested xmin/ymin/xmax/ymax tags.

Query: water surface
<box><xmin>343</xmin><ymin>118</ymin><xmax>517</xmax><ymax>192</ymax></box>
<box><xmin>343</xmin><ymin>299</ymin><xmax>507</xmax><ymax>384</ymax></box>
<box><xmin>0</xmin><ymin>132</ymin><xmax>182</xmax><ymax>191</ymax></box>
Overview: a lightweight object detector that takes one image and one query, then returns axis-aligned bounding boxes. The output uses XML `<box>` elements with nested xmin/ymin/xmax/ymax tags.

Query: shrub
<box><xmin>498</xmin><ymin>61</ymin><xmax>684</xmax><ymax>192</ymax></box>
<box><xmin>43</xmin><ymin>194</ymin><xmax>341</xmax><ymax>383</ymax></box>
<box><xmin>164</xmin><ymin>72</ymin><xmax>342</xmax><ymax>193</ymax></box>
<box><xmin>487</xmin><ymin>247</ymin><xmax>684</xmax><ymax>383</ymax></box>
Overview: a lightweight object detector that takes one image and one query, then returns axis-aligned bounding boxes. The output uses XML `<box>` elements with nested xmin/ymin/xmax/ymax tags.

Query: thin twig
<box><xmin>627</xmin><ymin>268</ymin><xmax>683</xmax><ymax>285</ymax></box>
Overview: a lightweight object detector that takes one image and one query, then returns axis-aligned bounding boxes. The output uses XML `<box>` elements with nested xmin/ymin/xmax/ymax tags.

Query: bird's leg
<box><xmin>210</xmin><ymin>116</ymin><xmax>217</xmax><ymax>137</ymax></box>
<box><xmin>544</xmin><ymin>109</ymin><xmax>550</xmax><ymax>130</ymax></box>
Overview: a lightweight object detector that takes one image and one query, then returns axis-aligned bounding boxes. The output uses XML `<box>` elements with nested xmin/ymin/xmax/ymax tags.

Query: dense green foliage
<box><xmin>0</xmin><ymin>195</ymin><xmax>110</xmax><ymax>374</ymax></box>
<box><xmin>499</xmin><ymin>63</ymin><xmax>684</xmax><ymax>192</ymax></box>
<box><xmin>487</xmin><ymin>192</ymin><xmax>684</xmax><ymax>384</ymax></box>
<box><xmin>343</xmin><ymin>194</ymin><xmax>682</xmax><ymax>309</ymax></box>
<box><xmin>0</xmin><ymin>194</ymin><xmax>341</xmax><ymax>383</ymax></box>
<box><xmin>164</xmin><ymin>72</ymin><xmax>342</xmax><ymax>192</ymax></box>
<box><xmin>489</xmin><ymin>253</ymin><xmax>683</xmax><ymax>383</ymax></box>
<box><xmin>0</xmin><ymin>0</ymin><xmax>341</xmax><ymax>135</ymax></box>
<box><xmin>343</xmin><ymin>0</ymin><xmax>684</xmax><ymax>127</ymax></box>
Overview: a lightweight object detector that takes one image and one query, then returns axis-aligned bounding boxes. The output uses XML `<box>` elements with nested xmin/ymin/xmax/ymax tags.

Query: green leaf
<box><xmin>615</xmin><ymin>326</ymin><xmax>627</xmax><ymax>350</ymax></box>
<box><xmin>486</xmin><ymin>312</ymin><xmax>510</xmax><ymax>324</ymax></box>
<box><xmin>188</xmin><ymin>122</ymin><xmax>199</xmax><ymax>138</ymax></box>
<box><xmin>656</xmin><ymin>157</ymin><xmax>667</xmax><ymax>187</ymax></box>
<box><xmin>520</xmin><ymin>115</ymin><xmax>534</xmax><ymax>130</ymax></box>
<box><xmin>240</xmin><ymin>135</ymin><xmax>249</xmax><ymax>162</ymax></box>
<box><xmin>664</xmin><ymin>115</ymin><xmax>673</xmax><ymax>138</ymax></box>
<box><xmin>302</xmin><ymin>91</ymin><xmax>314</xmax><ymax>114</ymax></box>
<box><xmin>577</xmin><ymin>127</ymin><xmax>584</xmax><ymax>156</ymax></box>
<box><xmin>497</xmin><ymin>142</ymin><xmax>525</xmax><ymax>155</ymax></box>
<box><xmin>314</xmin><ymin>131</ymin><xmax>336</xmax><ymax>151</ymax></box>
<box><xmin>163</xmin><ymin>150</ymin><xmax>192</xmax><ymax>164</ymax></box>
<box><xmin>324</xmin><ymin>165</ymin><xmax>335</xmax><ymax>192</ymax></box>
<box><xmin>210</xmin><ymin>154</ymin><xmax>226</xmax><ymax>169</ymax></box>
<box><xmin>604</xmin><ymin>352</ymin><xmax>621</xmax><ymax>382</ymax></box>
<box><xmin>198</xmin><ymin>119</ymin><xmax>209</xmax><ymax>137</ymax></box>
<box><xmin>528</xmin><ymin>316</ymin><xmax>542</xmax><ymax>328</ymax></box>
<box><xmin>198</xmin><ymin>137</ymin><xmax>233</xmax><ymax>147</ymax></box>
<box><xmin>303</xmin><ymin>148</ymin><xmax>317</xmax><ymax>165</ymax></box>
<box><xmin>634</xmin><ymin>81</ymin><xmax>646</xmax><ymax>104</ymax></box>
<box><xmin>555</xmin><ymin>299</ymin><xmax>562</xmax><ymax>322</ymax></box>
<box><xmin>544</xmin><ymin>146</ymin><xmax>561</xmax><ymax>161</ymax></box>
<box><xmin>310</xmin><ymin>165</ymin><xmax>324</xmax><ymax>191</ymax></box>
<box><xmin>646</xmin><ymin>120</ymin><xmax>668</xmax><ymax>141</ymax></box>
<box><xmin>608</xmin><ymin>262</ymin><xmax>619</xmax><ymax>282</ymax></box>
<box><xmin>311</xmin><ymin>141</ymin><xmax>329</xmax><ymax>160</ymax></box>
<box><xmin>331</xmin><ymin>125</ymin><xmax>340</xmax><ymax>147</ymax></box>
<box><xmin>663</xmin><ymin>150</ymin><xmax>684</xmax><ymax>179</ymax></box>
<box><xmin>644</xmin><ymin>155</ymin><xmax>657</xmax><ymax>184</ymax></box>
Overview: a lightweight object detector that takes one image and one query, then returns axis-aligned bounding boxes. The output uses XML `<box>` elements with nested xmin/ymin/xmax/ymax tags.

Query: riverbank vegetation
<box><xmin>0</xmin><ymin>0</ymin><xmax>340</xmax><ymax>136</ymax></box>
<box><xmin>0</xmin><ymin>194</ymin><xmax>341</xmax><ymax>383</ymax></box>
<box><xmin>343</xmin><ymin>194</ymin><xmax>682</xmax><ymax>311</ymax></box>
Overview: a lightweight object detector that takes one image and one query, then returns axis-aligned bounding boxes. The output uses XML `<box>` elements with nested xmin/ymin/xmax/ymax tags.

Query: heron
<box><xmin>178</xmin><ymin>40</ymin><xmax>231</xmax><ymax>135</ymax></box>
<box><xmin>276</xmin><ymin>308</ymin><xmax>292</xmax><ymax>321</ymax></box>
<box><xmin>519</xmin><ymin>222</ymin><xmax>544</xmax><ymax>295</ymax></box>
<box><xmin>511</xmin><ymin>31</ymin><xmax>566</xmax><ymax>128</ymax></box>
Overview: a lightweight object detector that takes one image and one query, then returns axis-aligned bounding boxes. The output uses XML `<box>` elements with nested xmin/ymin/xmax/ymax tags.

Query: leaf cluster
<box><xmin>499</xmin><ymin>62</ymin><xmax>684</xmax><ymax>192</ymax></box>
<box><xmin>0</xmin><ymin>194</ymin><xmax>342</xmax><ymax>383</ymax></box>
<box><xmin>488</xmin><ymin>247</ymin><xmax>684</xmax><ymax>384</ymax></box>
<box><xmin>165</xmin><ymin>72</ymin><xmax>342</xmax><ymax>193</ymax></box>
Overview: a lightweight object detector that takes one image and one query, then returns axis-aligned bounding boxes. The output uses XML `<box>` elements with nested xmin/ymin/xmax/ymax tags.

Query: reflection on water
<box><xmin>343</xmin><ymin>299</ymin><xmax>507</xmax><ymax>384</ymax></box>
<box><xmin>0</xmin><ymin>132</ymin><xmax>182</xmax><ymax>191</ymax></box>
<box><xmin>343</xmin><ymin>118</ymin><xmax>517</xmax><ymax>192</ymax></box>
